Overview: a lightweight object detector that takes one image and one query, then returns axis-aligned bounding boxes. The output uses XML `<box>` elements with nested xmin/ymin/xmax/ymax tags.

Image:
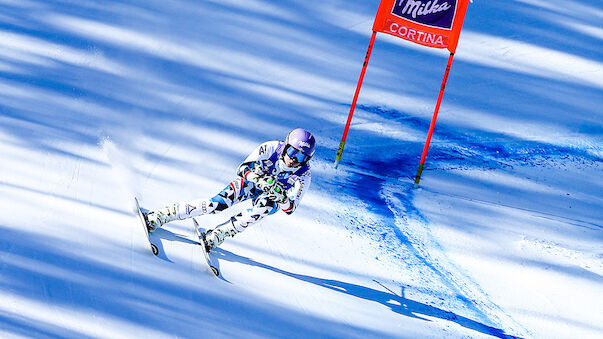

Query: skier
<box><xmin>143</xmin><ymin>128</ymin><xmax>315</xmax><ymax>253</ymax></box>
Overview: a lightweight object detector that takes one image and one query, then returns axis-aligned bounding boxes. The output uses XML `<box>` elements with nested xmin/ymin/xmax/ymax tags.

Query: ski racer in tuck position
<box><xmin>143</xmin><ymin>128</ymin><xmax>315</xmax><ymax>252</ymax></box>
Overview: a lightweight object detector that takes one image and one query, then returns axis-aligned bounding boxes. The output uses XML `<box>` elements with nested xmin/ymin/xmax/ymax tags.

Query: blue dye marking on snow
<box><xmin>342</xmin><ymin>155</ymin><xmax>498</xmax><ymax>322</ymax></box>
<box><xmin>332</xmin><ymin>103</ymin><xmax>600</xmax><ymax>333</ymax></box>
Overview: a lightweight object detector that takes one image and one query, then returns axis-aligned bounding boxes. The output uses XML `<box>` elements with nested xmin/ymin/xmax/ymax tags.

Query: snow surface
<box><xmin>1</xmin><ymin>0</ymin><xmax>601</xmax><ymax>338</ymax></box>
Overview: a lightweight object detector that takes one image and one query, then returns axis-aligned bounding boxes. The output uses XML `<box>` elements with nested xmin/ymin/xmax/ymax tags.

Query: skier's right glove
<box><xmin>244</xmin><ymin>166</ymin><xmax>268</xmax><ymax>184</ymax></box>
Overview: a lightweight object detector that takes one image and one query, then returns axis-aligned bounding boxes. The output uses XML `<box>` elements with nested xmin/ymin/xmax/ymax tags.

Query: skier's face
<box><xmin>283</xmin><ymin>145</ymin><xmax>310</xmax><ymax>167</ymax></box>
<box><xmin>284</xmin><ymin>153</ymin><xmax>301</xmax><ymax>167</ymax></box>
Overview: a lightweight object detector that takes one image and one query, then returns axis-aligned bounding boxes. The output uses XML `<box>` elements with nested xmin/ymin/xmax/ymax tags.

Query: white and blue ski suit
<box><xmin>168</xmin><ymin>140</ymin><xmax>311</xmax><ymax>232</ymax></box>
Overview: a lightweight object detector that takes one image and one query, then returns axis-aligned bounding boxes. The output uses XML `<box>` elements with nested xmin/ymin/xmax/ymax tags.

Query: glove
<box><xmin>254</xmin><ymin>174</ymin><xmax>277</xmax><ymax>192</ymax></box>
<box><xmin>265</xmin><ymin>182</ymin><xmax>289</xmax><ymax>204</ymax></box>
<box><xmin>244</xmin><ymin>165</ymin><xmax>268</xmax><ymax>184</ymax></box>
<box><xmin>286</xmin><ymin>180</ymin><xmax>302</xmax><ymax>202</ymax></box>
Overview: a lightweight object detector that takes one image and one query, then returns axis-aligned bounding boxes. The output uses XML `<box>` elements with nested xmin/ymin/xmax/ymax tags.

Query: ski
<box><xmin>134</xmin><ymin>197</ymin><xmax>159</xmax><ymax>256</ymax></box>
<box><xmin>193</xmin><ymin>218</ymin><xmax>220</xmax><ymax>276</ymax></box>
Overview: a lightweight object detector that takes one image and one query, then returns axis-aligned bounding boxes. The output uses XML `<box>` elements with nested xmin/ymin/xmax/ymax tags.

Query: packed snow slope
<box><xmin>1</xmin><ymin>0</ymin><xmax>601</xmax><ymax>338</ymax></box>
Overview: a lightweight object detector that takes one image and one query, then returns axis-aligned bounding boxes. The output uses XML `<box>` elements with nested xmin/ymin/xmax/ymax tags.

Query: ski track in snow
<box><xmin>383</xmin><ymin>184</ymin><xmax>530</xmax><ymax>338</ymax></box>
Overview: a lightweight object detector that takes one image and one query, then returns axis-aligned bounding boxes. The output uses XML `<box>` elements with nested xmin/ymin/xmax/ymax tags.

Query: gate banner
<box><xmin>373</xmin><ymin>0</ymin><xmax>470</xmax><ymax>53</ymax></box>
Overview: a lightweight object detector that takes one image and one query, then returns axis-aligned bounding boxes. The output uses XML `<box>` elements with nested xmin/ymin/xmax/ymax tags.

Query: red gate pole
<box><xmin>334</xmin><ymin>31</ymin><xmax>377</xmax><ymax>169</ymax></box>
<box><xmin>414</xmin><ymin>52</ymin><xmax>455</xmax><ymax>186</ymax></box>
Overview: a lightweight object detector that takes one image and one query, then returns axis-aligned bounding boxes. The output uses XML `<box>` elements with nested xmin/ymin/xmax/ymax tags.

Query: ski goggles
<box><xmin>285</xmin><ymin>145</ymin><xmax>310</xmax><ymax>164</ymax></box>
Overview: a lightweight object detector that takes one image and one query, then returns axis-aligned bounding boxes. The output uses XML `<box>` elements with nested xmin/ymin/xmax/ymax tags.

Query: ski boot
<box><xmin>204</xmin><ymin>218</ymin><xmax>239</xmax><ymax>252</ymax></box>
<box><xmin>144</xmin><ymin>204</ymin><xmax>180</xmax><ymax>232</ymax></box>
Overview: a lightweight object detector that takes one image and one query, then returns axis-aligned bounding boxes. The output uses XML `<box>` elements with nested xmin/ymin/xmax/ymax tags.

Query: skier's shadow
<box><xmin>155</xmin><ymin>228</ymin><xmax>224</xmax><ymax>279</ymax></box>
<box><xmin>215</xmin><ymin>248</ymin><xmax>522</xmax><ymax>339</ymax></box>
<box><xmin>148</xmin><ymin>230</ymin><xmax>174</xmax><ymax>263</ymax></box>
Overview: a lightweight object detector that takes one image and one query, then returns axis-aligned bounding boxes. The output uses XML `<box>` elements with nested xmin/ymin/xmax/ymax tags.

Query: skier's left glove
<box><xmin>245</xmin><ymin>169</ymin><xmax>267</xmax><ymax>187</ymax></box>
<box><xmin>265</xmin><ymin>182</ymin><xmax>289</xmax><ymax>204</ymax></box>
<box><xmin>254</xmin><ymin>174</ymin><xmax>278</xmax><ymax>192</ymax></box>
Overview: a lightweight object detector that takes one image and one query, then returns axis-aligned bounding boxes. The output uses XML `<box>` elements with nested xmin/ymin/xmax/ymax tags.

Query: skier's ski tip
<box><xmin>134</xmin><ymin>197</ymin><xmax>160</xmax><ymax>256</ymax></box>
